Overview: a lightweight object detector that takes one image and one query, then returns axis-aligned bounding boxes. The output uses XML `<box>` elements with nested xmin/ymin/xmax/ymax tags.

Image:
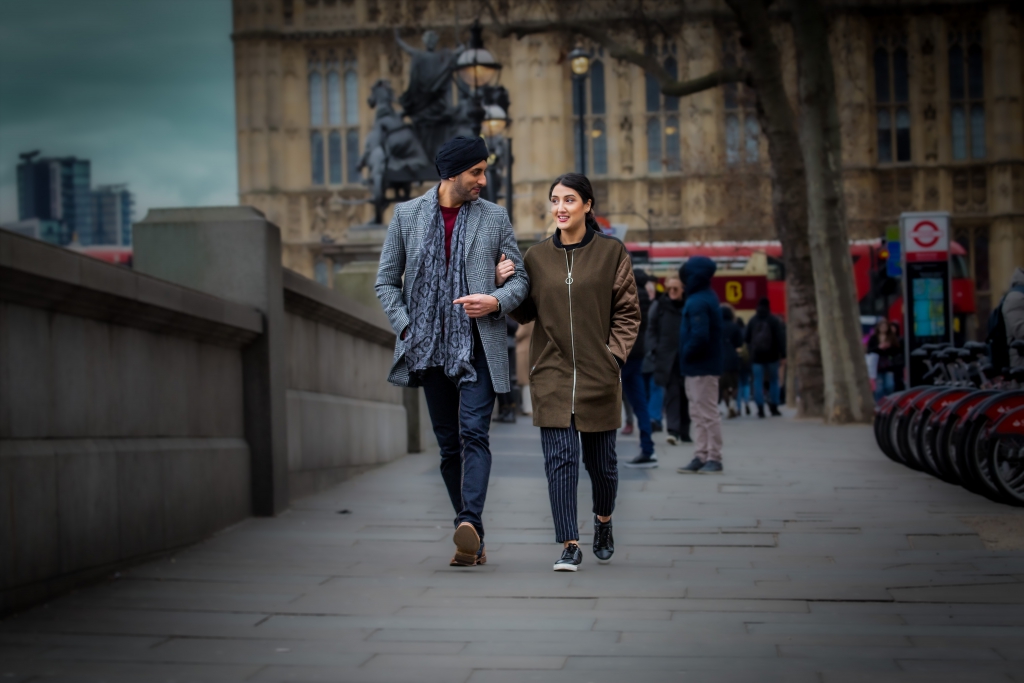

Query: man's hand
<box><xmin>495</xmin><ymin>253</ymin><xmax>515</xmax><ymax>286</ymax></box>
<box><xmin>454</xmin><ymin>294</ymin><xmax>500</xmax><ymax>318</ymax></box>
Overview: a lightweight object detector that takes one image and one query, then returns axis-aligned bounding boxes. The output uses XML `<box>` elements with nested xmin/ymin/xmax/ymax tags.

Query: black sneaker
<box><xmin>593</xmin><ymin>516</ymin><xmax>614</xmax><ymax>563</ymax></box>
<box><xmin>623</xmin><ymin>452</ymin><xmax>658</xmax><ymax>468</ymax></box>
<box><xmin>651</xmin><ymin>420</ymin><xmax>663</xmax><ymax>433</ymax></box>
<box><xmin>769</xmin><ymin>403</ymin><xmax>782</xmax><ymax>417</ymax></box>
<box><xmin>553</xmin><ymin>543</ymin><xmax>583</xmax><ymax>571</ymax></box>
<box><xmin>677</xmin><ymin>457</ymin><xmax>703</xmax><ymax>474</ymax></box>
<box><xmin>680</xmin><ymin>434</ymin><xmax>693</xmax><ymax>443</ymax></box>
<box><xmin>757</xmin><ymin>405</ymin><xmax>765</xmax><ymax>419</ymax></box>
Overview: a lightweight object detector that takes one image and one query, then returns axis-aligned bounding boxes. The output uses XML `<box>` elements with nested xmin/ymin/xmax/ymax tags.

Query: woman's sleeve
<box><xmin>607</xmin><ymin>256</ymin><xmax>641</xmax><ymax>362</ymax></box>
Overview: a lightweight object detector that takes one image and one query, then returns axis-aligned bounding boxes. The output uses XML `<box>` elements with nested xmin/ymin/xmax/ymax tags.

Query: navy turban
<box><xmin>435</xmin><ymin>136</ymin><xmax>489</xmax><ymax>179</ymax></box>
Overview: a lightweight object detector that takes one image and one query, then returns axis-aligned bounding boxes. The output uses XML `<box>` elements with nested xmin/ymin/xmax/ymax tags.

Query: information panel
<box><xmin>900</xmin><ymin>212</ymin><xmax>953</xmax><ymax>386</ymax></box>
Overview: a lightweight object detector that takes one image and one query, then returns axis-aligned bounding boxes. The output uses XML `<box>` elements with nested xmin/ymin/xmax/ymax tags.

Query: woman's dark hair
<box><xmin>549</xmin><ymin>173</ymin><xmax>601</xmax><ymax>232</ymax></box>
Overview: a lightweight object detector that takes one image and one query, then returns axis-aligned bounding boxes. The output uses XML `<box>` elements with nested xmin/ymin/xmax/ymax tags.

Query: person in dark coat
<box><xmin>676</xmin><ymin>257</ymin><xmax>725</xmax><ymax>474</ymax></box>
<box><xmin>736</xmin><ymin>316</ymin><xmax>752</xmax><ymax>415</ymax></box>
<box><xmin>744</xmin><ymin>297</ymin><xmax>786</xmax><ymax>418</ymax></box>
<box><xmin>719</xmin><ymin>305</ymin><xmax>745</xmax><ymax>418</ymax></box>
<box><xmin>645</xmin><ymin>276</ymin><xmax>690</xmax><ymax>444</ymax></box>
<box><xmin>622</xmin><ymin>269</ymin><xmax>657</xmax><ymax>467</ymax></box>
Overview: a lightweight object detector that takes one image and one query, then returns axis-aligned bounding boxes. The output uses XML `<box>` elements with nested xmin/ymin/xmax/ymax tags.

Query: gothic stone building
<box><xmin>232</xmin><ymin>0</ymin><xmax>1023</xmax><ymax>325</ymax></box>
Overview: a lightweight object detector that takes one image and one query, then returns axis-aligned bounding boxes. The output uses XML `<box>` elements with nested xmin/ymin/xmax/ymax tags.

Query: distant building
<box><xmin>0</xmin><ymin>218</ymin><xmax>69</xmax><ymax>245</ymax></box>
<box><xmin>16</xmin><ymin>151</ymin><xmax>92</xmax><ymax>246</ymax></box>
<box><xmin>91</xmin><ymin>184</ymin><xmax>134</xmax><ymax>246</ymax></box>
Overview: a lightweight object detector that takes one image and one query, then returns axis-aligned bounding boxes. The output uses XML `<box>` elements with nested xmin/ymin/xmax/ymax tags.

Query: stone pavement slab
<box><xmin>3</xmin><ymin>412</ymin><xmax>1024</xmax><ymax>681</ymax></box>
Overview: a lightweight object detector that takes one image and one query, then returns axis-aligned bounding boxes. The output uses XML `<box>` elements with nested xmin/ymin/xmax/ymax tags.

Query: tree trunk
<box><xmin>791</xmin><ymin>0</ymin><xmax>874</xmax><ymax>423</ymax></box>
<box><xmin>725</xmin><ymin>0</ymin><xmax>824</xmax><ymax>418</ymax></box>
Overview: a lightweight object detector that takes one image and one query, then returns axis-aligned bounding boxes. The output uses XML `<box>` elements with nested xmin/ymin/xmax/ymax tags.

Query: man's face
<box><xmin>667</xmin><ymin>279</ymin><xmax>683</xmax><ymax>301</ymax></box>
<box><xmin>450</xmin><ymin>161</ymin><xmax>488</xmax><ymax>202</ymax></box>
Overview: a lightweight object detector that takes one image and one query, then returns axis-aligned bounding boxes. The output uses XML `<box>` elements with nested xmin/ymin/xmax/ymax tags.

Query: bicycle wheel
<box><xmin>986</xmin><ymin>407</ymin><xmax>1024</xmax><ymax>506</ymax></box>
<box><xmin>937</xmin><ymin>391</ymin><xmax>997</xmax><ymax>486</ymax></box>
<box><xmin>900</xmin><ymin>388</ymin><xmax>946</xmax><ymax>472</ymax></box>
<box><xmin>916</xmin><ymin>388</ymin><xmax>972</xmax><ymax>480</ymax></box>
<box><xmin>885</xmin><ymin>388</ymin><xmax>931</xmax><ymax>467</ymax></box>
<box><xmin>959</xmin><ymin>392</ymin><xmax>1024</xmax><ymax>501</ymax></box>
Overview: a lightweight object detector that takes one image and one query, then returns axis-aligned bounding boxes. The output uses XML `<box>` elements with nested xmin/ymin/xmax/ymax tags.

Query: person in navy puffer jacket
<box><xmin>676</xmin><ymin>256</ymin><xmax>725</xmax><ymax>474</ymax></box>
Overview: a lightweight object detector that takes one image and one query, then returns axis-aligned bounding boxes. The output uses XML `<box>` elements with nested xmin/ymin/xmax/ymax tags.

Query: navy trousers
<box><xmin>540</xmin><ymin>416</ymin><xmax>618</xmax><ymax>543</ymax></box>
<box><xmin>621</xmin><ymin>356</ymin><xmax>655</xmax><ymax>455</ymax></box>
<box><xmin>420</xmin><ymin>327</ymin><xmax>495</xmax><ymax>540</ymax></box>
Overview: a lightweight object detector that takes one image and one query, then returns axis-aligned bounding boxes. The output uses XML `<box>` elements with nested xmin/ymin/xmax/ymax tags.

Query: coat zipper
<box><xmin>565</xmin><ymin>249</ymin><xmax>578</xmax><ymax>413</ymax></box>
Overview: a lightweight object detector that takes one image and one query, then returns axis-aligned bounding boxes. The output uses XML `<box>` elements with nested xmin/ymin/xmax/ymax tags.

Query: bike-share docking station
<box><xmin>900</xmin><ymin>211</ymin><xmax>954</xmax><ymax>386</ymax></box>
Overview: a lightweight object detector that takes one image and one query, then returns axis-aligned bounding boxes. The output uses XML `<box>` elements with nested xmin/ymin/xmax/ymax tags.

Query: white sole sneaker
<box><xmin>553</xmin><ymin>563</ymin><xmax>579</xmax><ymax>572</ymax></box>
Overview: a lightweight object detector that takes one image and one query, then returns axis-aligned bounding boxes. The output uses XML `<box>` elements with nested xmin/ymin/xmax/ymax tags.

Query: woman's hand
<box><xmin>495</xmin><ymin>253</ymin><xmax>515</xmax><ymax>286</ymax></box>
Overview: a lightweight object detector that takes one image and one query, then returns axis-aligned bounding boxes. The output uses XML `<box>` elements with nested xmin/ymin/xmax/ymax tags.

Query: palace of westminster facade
<box><xmin>232</xmin><ymin>0</ymin><xmax>1023</xmax><ymax>323</ymax></box>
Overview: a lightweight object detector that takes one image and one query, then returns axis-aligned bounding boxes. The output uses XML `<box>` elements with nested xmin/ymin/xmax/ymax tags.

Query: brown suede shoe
<box><xmin>451</xmin><ymin>522</ymin><xmax>481</xmax><ymax>566</ymax></box>
<box><xmin>450</xmin><ymin>546</ymin><xmax>486</xmax><ymax>566</ymax></box>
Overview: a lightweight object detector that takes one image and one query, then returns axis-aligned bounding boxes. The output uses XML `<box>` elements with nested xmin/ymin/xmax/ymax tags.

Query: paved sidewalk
<box><xmin>3</xmin><ymin>411</ymin><xmax>1024</xmax><ymax>682</ymax></box>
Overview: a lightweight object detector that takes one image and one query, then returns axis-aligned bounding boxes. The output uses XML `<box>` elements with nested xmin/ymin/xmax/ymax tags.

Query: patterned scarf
<box><xmin>405</xmin><ymin>187</ymin><xmax>476</xmax><ymax>386</ymax></box>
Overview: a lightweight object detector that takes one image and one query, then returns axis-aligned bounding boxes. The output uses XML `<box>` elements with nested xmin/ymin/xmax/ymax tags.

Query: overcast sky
<box><xmin>0</xmin><ymin>0</ymin><xmax>236</xmax><ymax>224</ymax></box>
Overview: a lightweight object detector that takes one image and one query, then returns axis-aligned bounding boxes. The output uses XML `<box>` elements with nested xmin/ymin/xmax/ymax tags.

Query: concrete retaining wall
<box><xmin>1</xmin><ymin>207</ymin><xmax>420</xmax><ymax>614</ymax></box>
<box><xmin>0</xmin><ymin>229</ymin><xmax>261</xmax><ymax>613</ymax></box>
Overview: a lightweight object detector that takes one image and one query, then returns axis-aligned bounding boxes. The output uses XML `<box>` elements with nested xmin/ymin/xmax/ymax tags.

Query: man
<box><xmin>645</xmin><ymin>276</ymin><xmax>691</xmax><ymax>445</ymax></box>
<box><xmin>744</xmin><ymin>297</ymin><xmax>786</xmax><ymax>418</ymax></box>
<box><xmin>376</xmin><ymin>136</ymin><xmax>529</xmax><ymax>567</ymax></box>
<box><xmin>676</xmin><ymin>257</ymin><xmax>725</xmax><ymax>474</ymax></box>
<box><xmin>719</xmin><ymin>305</ymin><xmax>745</xmax><ymax>418</ymax></box>
<box><xmin>623</xmin><ymin>268</ymin><xmax>658</xmax><ymax>468</ymax></box>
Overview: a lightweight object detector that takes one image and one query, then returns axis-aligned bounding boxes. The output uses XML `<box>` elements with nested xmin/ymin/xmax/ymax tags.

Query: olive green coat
<box><xmin>510</xmin><ymin>229</ymin><xmax>640</xmax><ymax>432</ymax></box>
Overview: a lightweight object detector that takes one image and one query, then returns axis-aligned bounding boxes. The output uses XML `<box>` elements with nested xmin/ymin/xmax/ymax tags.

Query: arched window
<box><xmin>726</xmin><ymin>114</ymin><xmax>740</xmax><ymax>165</ymax></box>
<box><xmin>309</xmin><ymin>53</ymin><xmax>360</xmax><ymax>186</ymax></box>
<box><xmin>327</xmin><ymin>71</ymin><xmax>341</xmax><ymax>126</ymax></box>
<box><xmin>647</xmin><ymin>118</ymin><xmax>661</xmax><ymax>173</ymax></box>
<box><xmin>645</xmin><ymin>43</ymin><xmax>686</xmax><ymax>174</ymax></box>
<box><xmin>665</xmin><ymin>116</ymin><xmax>681</xmax><ymax>172</ymax></box>
<box><xmin>663</xmin><ymin>57</ymin><xmax>679</xmax><ymax>112</ymax></box>
<box><xmin>877</xmin><ymin>109</ymin><xmax>892</xmax><ymax>163</ymax></box>
<box><xmin>310</xmin><ymin>130</ymin><xmax>325</xmax><ymax>185</ymax></box>
<box><xmin>309</xmin><ymin>71</ymin><xmax>323</xmax><ymax>126</ymax></box>
<box><xmin>949</xmin><ymin>28</ymin><xmax>984</xmax><ymax>160</ymax></box>
<box><xmin>722</xmin><ymin>34</ymin><xmax>759</xmax><ymax>167</ymax></box>
<box><xmin>345</xmin><ymin>70</ymin><xmax>359</xmax><ymax>125</ymax></box>
<box><xmin>571</xmin><ymin>54</ymin><xmax>607</xmax><ymax>176</ymax></box>
<box><xmin>873</xmin><ymin>30</ymin><xmax>910</xmax><ymax>163</ymax></box>
<box><xmin>744</xmin><ymin>116</ymin><xmax>760</xmax><ymax>163</ymax></box>
<box><xmin>328</xmin><ymin>130</ymin><xmax>342</xmax><ymax>184</ymax></box>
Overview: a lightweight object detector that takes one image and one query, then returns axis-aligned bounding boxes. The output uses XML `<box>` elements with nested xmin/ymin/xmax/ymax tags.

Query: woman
<box><xmin>868</xmin><ymin>318</ymin><xmax>903</xmax><ymax>401</ymax></box>
<box><xmin>501</xmin><ymin>173</ymin><xmax>641</xmax><ymax>572</ymax></box>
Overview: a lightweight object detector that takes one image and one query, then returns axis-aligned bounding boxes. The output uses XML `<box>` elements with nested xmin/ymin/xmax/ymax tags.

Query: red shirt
<box><xmin>440</xmin><ymin>205</ymin><xmax>460</xmax><ymax>264</ymax></box>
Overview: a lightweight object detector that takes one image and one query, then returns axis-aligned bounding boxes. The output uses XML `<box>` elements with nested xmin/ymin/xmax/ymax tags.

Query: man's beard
<box><xmin>455</xmin><ymin>182</ymin><xmax>481</xmax><ymax>203</ymax></box>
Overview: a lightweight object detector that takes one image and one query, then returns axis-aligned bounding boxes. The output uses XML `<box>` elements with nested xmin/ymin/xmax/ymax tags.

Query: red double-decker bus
<box><xmin>626</xmin><ymin>239</ymin><xmax>975</xmax><ymax>336</ymax></box>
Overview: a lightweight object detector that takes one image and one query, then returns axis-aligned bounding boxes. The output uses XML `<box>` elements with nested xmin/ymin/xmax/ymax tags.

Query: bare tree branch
<box><xmin>490</xmin><ymin>17</ymin><xmax>747</xmax><ymax>99</ymax></box>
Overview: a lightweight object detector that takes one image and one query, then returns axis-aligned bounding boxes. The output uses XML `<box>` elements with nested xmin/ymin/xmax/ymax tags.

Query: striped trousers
<box><xmin>540</xmin><ymin>416</ymin><xmax>618</xmax><ymax>543</ymax></box>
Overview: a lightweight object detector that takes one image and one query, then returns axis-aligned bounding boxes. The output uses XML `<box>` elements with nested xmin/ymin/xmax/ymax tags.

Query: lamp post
<box><xmin>455</xmin><ymin>21</ymin><xmax>502</xmax><ymax>137</ymax></box>
<box><xmin>568</xmin><ymin>45</ymin><xmax>591</xmax><ymax>174</ymax></box>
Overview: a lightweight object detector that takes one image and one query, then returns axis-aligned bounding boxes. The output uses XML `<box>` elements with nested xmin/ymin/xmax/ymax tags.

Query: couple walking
<box><xmin>375</xmin><ymin>136</ymin><xmax>640</xmax><ymax>572</ymax></box>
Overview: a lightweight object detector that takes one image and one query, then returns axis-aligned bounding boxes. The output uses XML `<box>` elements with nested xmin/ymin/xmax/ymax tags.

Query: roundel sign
<box><xmin>901</xmin><ymin>213</ymin><xmax>949</xmax><ymax>263</ymax></box>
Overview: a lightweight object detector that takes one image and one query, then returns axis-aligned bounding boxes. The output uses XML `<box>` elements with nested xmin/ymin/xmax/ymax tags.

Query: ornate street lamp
<box><xmin>568</xmin><ymin>44</ymin><xmax>591</xmax><ymax>174</ymax></box>
<box><xmin>455</xmin><ymin>21</ymin><xmax>502</xmax><ymax>136</ymax></box>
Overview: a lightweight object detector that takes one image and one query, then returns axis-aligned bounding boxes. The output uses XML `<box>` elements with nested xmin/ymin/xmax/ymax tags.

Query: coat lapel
<box><xmin>464</xmin><ymin>200</ymin><xmax>481</xmax><ymax>272</ymax></box>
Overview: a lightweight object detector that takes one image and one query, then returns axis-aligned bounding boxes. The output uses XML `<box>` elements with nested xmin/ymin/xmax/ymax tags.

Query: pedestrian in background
<box><xmin>646</xmin><ymin>276</ymin><xmax>691</xmax><ymax>445</ymax></box>
<box><xmin>719</xmin><ymin>305</ymin><xmax>745</xmax><ymax>419</ymax></box>
<box><xmin>644</xmin><ymin>294</ymin><xmax>664</xmax><ymax>433</ymax></box>
<box><xmin>622</xmin><ymin>268</ymin><xmax>657</xmax><ymax>467</ymax></box>
<box><xmin>515</xmin><ymin>320</ymin><xmax>534</xmax><ymax>415</ymax></box>
<box><xmin>867</xmin><ymin>318</ymin><xmax>902</xmax><ymax>401</ymax></box>
<box><xmin>496</xmin><ymin>318</ymin><xmax>519</xmax><ymax>422</ymax></box>
<box><xmin>676</xmin><ymin>257</ymin><xmax>725</xmax><ymax>474</ymax></box>
<box><xmin>1001</xmin><ymin>267</ymin><xmax>1024</xmax><ymax>369</ymax></box>
<box><xmin>736</xmin><ymin>316</ymin><xmax>752</xmax><ymax>416</ymax></box>
<box><xmin>745</xmin><ymin>297</ymin><xmax>785</xmax><ymax>418</ymax></box>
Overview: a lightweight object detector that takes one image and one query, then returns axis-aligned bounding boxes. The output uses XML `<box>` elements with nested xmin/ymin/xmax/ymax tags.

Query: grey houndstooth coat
<box><xmin>375</xmin><ymin>189</ymin><xmax>529</xmax><ymax>393</ymax></box>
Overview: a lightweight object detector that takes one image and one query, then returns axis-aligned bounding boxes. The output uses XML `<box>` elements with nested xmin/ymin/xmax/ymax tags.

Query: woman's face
<box><xmin>550</xmin><ymin>184</ymin><xmax>592</xmax><ymax>233</ymax></box>
<box><xmin>877</xmin><ymin>319</ymin><xmax>890</xmax><ymax>336</ymax></box>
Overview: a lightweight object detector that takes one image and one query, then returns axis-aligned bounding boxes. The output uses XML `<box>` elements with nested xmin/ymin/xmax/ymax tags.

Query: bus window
<box><xmin>767</xmin><ymin>257</ymin><xmax>785</xmax><ymax>281</ymax></box>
